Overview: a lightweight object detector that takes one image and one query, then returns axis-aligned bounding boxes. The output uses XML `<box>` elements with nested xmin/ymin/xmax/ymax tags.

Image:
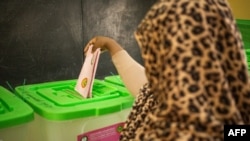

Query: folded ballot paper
<box><xmin>75</xmin><ymin>45</ymin><xmax>101</xmax><ymax>98</ymax></box>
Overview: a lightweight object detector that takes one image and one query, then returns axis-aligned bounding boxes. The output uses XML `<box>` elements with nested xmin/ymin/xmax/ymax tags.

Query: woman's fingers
<box><xmin>84</xmin><ymin>37</ymin><xmax>97</xmax><ymax>55</ymax></box>
<box><xmin>83</xmin><ymin>36</ymin><xmax>111</xmax><ymax>56</ymax></box>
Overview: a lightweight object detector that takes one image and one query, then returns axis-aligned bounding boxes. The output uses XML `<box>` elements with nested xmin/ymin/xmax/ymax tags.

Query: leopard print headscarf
<box><xmin>120</xmin><ymin>0</ymin><xmax>250</xmax><ymax>140</ymax></box>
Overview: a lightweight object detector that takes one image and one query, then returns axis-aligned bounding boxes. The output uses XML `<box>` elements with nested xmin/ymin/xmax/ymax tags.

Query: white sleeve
<box><xmin>112</xmin><ymin>50</ymin><xmax>148</xmax><ymax>96</ymax></box>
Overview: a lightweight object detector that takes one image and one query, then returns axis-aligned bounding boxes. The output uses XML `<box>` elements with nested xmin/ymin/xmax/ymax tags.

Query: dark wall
<box><xmin>0</xmin><ymin>0</ymin><xmax>155</xmax><ymax>90</ymax></box>
<box><xmin>82</xmin><ymin>0</ymin><xmax>155</xmax><ymax>79</ymax></box>
<box><xmin>0</xmin><ymin>0</ymin><xmax>84</xmax><ymax>89</ymax></box>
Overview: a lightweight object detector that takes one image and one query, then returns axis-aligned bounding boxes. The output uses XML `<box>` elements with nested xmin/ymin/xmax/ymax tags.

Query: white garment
<box><xmin>112</xmin><ymin>50</ymin><xmax>148</xmax><ymax>97</ymax></box>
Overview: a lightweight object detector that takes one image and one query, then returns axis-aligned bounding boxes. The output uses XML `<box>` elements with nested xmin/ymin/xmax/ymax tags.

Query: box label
<box><xmin>77</xmin><ymin>122</ymin><xmax>124</xmax><ymax>141</ymax></box>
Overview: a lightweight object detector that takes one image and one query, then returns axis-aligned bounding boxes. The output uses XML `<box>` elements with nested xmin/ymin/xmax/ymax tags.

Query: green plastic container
<box><xmin>236</xmin><ymin>19</ymin><xmax>250</xmax><ymax>49</ymax></box>
<box><xmin>245</xmin><ymin>49</ymin><xmax>250</xmax><ymax>66</ymax></box>
<box><xmin>104</xmin><ymin>75</ymin><xmax>125</xmax><ymax>87</ymax></box>
<box><xmin>0</xmin><ymin>86</ymin><xmax>34</xmax><ymax>141</ymax></box>
<box><xmin>103</xmin><ymin>75</ymin><xmax>133</xmax><ymax>95</ymax></box>
<box><xmin>15</xmin><ymin>79</ymin><xmax>134</xmax><ymax>141</ymax></box>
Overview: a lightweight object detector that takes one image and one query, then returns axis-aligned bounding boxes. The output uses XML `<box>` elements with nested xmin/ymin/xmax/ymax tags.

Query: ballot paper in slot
<box><xmin>75</xmin><ymin>45</ymin><xmax>100</xmax><ymax>98</ymax></box>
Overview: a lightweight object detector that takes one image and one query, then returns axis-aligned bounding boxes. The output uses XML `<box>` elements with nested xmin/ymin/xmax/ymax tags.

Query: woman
<box><xmin>84</xmin><ymin>0</ymin><xmax>250</xmax><ymax>140</ymax></box>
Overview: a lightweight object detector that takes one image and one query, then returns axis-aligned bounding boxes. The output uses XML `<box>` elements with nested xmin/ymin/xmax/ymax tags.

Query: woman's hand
<box><xmin>84</xmin><ymin>36</ymin><xmax>124</xmax><ymax>56</ymax></box>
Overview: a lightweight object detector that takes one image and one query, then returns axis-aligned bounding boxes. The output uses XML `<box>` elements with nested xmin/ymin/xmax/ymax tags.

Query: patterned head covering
<box><xmin>121</xmin><ymin>0</ymin><xmax>250</xmax><ymax>140</ymax></box>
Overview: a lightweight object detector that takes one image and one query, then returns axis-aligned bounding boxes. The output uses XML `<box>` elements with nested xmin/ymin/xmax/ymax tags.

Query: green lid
<box><xmin>0</xmin><ymin>86</ymin><xmax>34</xmax><ymax>129</ymax></box>
<box><xmin>244</xmin><ymin>42</ymin><xmax>250</xmax><ymax>49</ymax></box>
<box><xmin>236</xmin><ymin>19</ymin><xmax>250</xmax><ymax>50</ymax></box>
<box><xmin>15</xmin><ymin>79</ymin><xmax>134</xmax><ymax>121</ymax></box>
<box><xmin>245</xmin><ymin>49</ymin><xmax>250</xmax><ymax>62</ymax></box>
<box><xmin>104</xmin><ymin>75</ymin><xmax>125</xmax><ymax>87</ymax></box>
<box><xmin>103</xmin><ymin>75</ymin><xmax>133</xmax><ymax>95</ymax></box>
<box><xmin>246</xmin><ymin>49</ymin><xmax>250</xmax><ymax>54</ymax></box>
<box><xmin>237</xmin><ymin>19</ymin><xmax>250</xmax><ymax>26</ymax></box>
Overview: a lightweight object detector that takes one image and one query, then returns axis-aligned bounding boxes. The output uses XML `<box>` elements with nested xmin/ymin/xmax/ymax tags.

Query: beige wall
<box><xmin>228</xmin><ymin>0</ymin><xmax>250</xmax><ymax>19</ymax></box>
